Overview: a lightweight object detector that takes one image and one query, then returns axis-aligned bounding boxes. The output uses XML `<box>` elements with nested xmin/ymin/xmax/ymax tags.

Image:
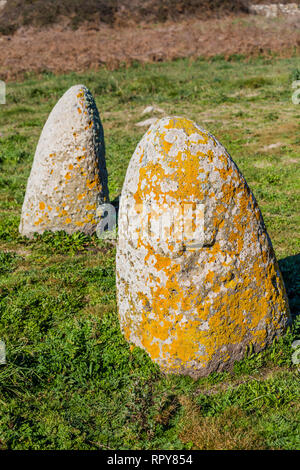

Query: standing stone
<box><xmin>116</xmin><ymin>116</ymin><xmax>290</xmax><ymax>378</ymax></box>
<box><xmin>19</xmin><ymin>85</ymin><xmax>109</xmax><ymax>237</ymax></box>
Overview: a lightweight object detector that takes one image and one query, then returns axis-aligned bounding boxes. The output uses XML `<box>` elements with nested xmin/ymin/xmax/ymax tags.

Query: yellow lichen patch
<box><xmin>58</xmin><ymin>209</ymin><xmax>68</xmax><ymax>218</ymax></box>
<box><xmin>127</xmin><ymin>237</ymin><xmax>288</xmax><ymax>372</ymax></box>
<box><xmin>85</xmin><ymin>203</ymin><xmax>96</xmax><ymax>211</ymax></box>
<box><xmin>217</xmin><ymin>167</ymin><xmax>232</xmax><ymax>181</ymax></box>
<box><xmin>39</xmin><ymin>202</ymin><xmax>46</xmax><ymax>211</ymax></box>
<box><xmin>77</xmin><ymin>193</ymin><xmax>86</xmax><ymax>201</ymax></box>
<box><xmin>86</xmin><ymin>175</ymin><xmax>99</xmax><ymax>190</ymax></box>
<box><xmin>205</xmin><ymin>270</ymin><xmax>215</xmax><ymax>284</ymax></box>
<box><xmin>84</xmin><ymin>214</ymin><xmax>94</xmax><ymax>223</ymax></box>
<box><xmin>164</xmin><ymin>118</ymin><xmax>210</xmax><ymax>145</ymax></box>
<box><xmin>34</xmin><ymin>217</ymin><xmax>43</xmax><ymax>226</ymax></box>
<box><xmin>139</xmin><ymin>151</ymin><xmax>145</xmax><ymax>164</ymax></box>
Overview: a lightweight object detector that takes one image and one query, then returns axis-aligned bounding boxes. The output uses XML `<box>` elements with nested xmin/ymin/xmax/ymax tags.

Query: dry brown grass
<box><xmin>179</xmin><ymin>396</ymin><xmax>266</xmax><ymax>450</ymax></box>
<box><xmin>0</xmin><ymin>0</ymin><xmax>251</xmax><ymax>35</ymax></box>
<box><xmin>0</xmin><ymin>14</ymin><xmax>299</xmax><ymax>82</ymax></box>
<box><xmin>1</xmin><ymin>0</ymin><xmax>299</xmax><ymax>37</ymax></box>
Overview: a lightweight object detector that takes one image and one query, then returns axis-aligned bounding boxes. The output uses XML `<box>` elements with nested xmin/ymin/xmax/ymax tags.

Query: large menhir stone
<box><xmin>19</xmin><ymin>85</ymin><xmax>109</xmax><ymax>237</ymax></box>
<box><xmin>116</xmin><ymin>116</ymin><xmax>290</xmax><ymax>378</ymax></box>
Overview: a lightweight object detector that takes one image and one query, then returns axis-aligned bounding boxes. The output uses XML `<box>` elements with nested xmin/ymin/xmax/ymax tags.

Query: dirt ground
<box><xmin>0</xmin><ymin>14</ymin><xmax>299</xmax><ymax>82</ymax></box>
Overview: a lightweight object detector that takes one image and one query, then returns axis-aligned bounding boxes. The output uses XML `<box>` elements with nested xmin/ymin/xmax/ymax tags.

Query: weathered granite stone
<box><xmin>116</xmin><ymin>116</ymin><xmax>290</xmax><ymax>378</ymax></box>
<box><xmin>19</xmin><ymin>85</ymin><xmax>109</xmax><ymax>237</ymax></box>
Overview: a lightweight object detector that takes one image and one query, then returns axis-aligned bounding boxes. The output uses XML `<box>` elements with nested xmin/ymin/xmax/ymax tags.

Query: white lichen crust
<box><xmin>116</xmin><ymin>117</ymin><xmax>290</xmax><ymax>378</ymax></box>
<box><xmin>19</xmin><ymin>85</ymin><xmax>109</xmax><ymax>237</ymax></box>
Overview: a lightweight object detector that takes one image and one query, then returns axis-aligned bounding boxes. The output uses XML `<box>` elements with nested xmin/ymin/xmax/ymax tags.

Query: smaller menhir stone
<box><xmin>19</xmin><ymin>85</ymin><xmax>109</xmax><ymax>238</ymax></box>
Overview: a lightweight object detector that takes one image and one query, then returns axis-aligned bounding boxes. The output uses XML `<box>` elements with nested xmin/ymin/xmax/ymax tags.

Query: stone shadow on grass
<box><xmin>279</xmin><ymin>253</ymin><xmax>300</xmax><ymax>322</ymax></box>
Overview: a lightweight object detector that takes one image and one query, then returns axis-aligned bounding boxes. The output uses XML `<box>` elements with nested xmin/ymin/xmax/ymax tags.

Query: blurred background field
<box><xmin>0</xmin><ymin>0</ymin><xmax>299</xmax><ymax>32</ymax></box>
<box><xmin>0</xmin><ymin>0</ymin><xmax>299</xmax><ymax>81</ymax></box>
<box><xmin>0</xmin><ymin>0</ymin><xmax>262</xmax><ymax>33</ymax></box>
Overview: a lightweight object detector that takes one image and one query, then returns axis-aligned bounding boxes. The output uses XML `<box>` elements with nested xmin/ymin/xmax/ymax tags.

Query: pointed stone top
<box><xmin>19</xmin><ymin>84</ymin><xmax>109</xmax><ymax>237</ymax></box>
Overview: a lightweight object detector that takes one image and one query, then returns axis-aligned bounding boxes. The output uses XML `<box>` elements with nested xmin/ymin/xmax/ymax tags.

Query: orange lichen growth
<box><xmin>58</xmin><ymin>209</ymin><xmax>68</xmax><ymax>218</ymax></box>
<box><xmin>83</xmin><ymin>213</ymin><xmax>94</xmax><ymax>223</ymax></box>
<box><xmin>119</xmin><ymin>116</ymin><xmax>289</xmax><ymax>377</ymax></box>
<box><xmin>130</xmin><ymin>241</ymin><xmax>288</xmax><ymax>372</ymax></box>
<box><xmin>85</xmin><ymin>203</ymin><xmax>96</xmax><ymax>211</ymax></box>
<box><xmin>39</xmin><ymin>202</ymin><xmax>46</xmax><ymax>211</ymax></box>
<box><xmin>34</xmin><ymin>217</ymin><xmax>43</xmax><ymax>226</ymax></box>
<box><xmin>86</xmin><ymin>175</ymin><xmax>99</xmax><ymax>190</ymax></box>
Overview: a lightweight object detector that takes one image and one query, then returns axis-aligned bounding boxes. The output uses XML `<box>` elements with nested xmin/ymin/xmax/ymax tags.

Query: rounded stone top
<box><xmin>120</xmin><ymin>116</ymin><xmax>250</xmax><ymax>256</ymax></box>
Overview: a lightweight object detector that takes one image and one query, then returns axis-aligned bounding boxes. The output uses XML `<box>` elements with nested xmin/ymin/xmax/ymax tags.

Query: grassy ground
<box><xmin>0</xmin><ymin>56</ymin><xmax>299</xmax><ymax>450</ymax></box>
